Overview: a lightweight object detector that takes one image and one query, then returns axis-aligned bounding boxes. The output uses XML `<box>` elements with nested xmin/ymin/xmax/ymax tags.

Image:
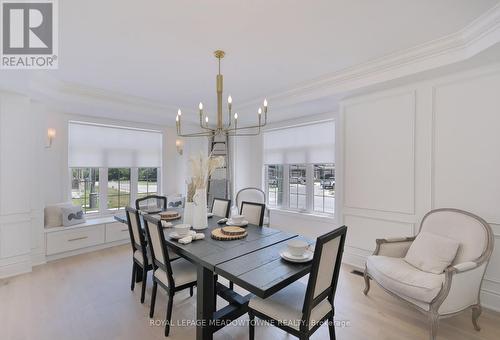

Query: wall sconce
<box><xmin>175</xmin><ymin>139</ymin><xmax>183</xmax><ymax>155</ymax></box>
<box><xmin>46</xmin><ymin>128</ymin><xmax>56</xmax><ymax>148</ymax></box>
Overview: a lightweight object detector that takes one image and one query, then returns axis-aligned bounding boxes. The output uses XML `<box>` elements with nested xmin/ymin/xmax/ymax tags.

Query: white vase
<box><xmin>183</xmin><ymin>202</ymin><xmax>194</xmax><ymax>225</ymax></box>
<box><xmin>192</xmin><ymin>188</ymin><xmax>208</xmax><ymax>230</ymax></box>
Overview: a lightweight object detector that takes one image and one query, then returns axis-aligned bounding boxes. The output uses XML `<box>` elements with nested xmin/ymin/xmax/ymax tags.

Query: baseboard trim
<box><xmin>0</xmin><ymin>259</ymin><xmax>32</xmax><ymax>279</ymax></box>
<box><xmin>45</xmin><ymin>239</ymin><xmax>129</xmax><ymax>262</ymax></box>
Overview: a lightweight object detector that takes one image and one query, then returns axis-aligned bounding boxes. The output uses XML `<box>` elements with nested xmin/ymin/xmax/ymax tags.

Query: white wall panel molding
<box><xmin>343</xmin><ymin>89</ymin><xmax>416</xmax><ymax>215</ymax></box>
<box><xmin>431</xmin><ymin>68</ymin><xmax>500</xmax><ymax>224</ymax></box>
<box><xmin>343</xmin><ymin>214</ymin><xmax>414</xmax><ymax>252</ymax></box>
<box><xmin>339</xmin><ymin>62</ymin><xmax>500</xmax><ymax>311</ymax></box>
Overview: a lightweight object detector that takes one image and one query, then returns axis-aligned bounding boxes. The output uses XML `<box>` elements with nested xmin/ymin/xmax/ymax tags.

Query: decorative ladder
<box><xmin>207</xmin><ymin>133</ymin><xmax>231</xmax><ymax>208</ymax></box>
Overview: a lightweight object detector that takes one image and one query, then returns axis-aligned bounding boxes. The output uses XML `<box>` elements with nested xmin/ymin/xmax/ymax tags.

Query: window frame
<box><xmin>264</xmin><ymin>163</ymin><xmax>334</xmax><ymax>216</ymax></box>
<box><xmin>69</xmin><ymin>167</ymin><xmax>161</xmax><ymax>216</ymax></box>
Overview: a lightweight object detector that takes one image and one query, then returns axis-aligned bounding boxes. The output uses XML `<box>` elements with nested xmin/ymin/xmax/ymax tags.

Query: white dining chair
<box><xmin>211</xmin><ymin>197</ymin><xmax>231</xmax><ymax>218</ymax></box>
<box><xmin>240</xmin><ymin>201</ymin><xmax>266</xmax><ymax>227</ymax></box>
<box><xmin>125</xmin><ymin>207</ymin><xmax>153</xmax><ymax>304</ymax></box>
<box><xmin>236</xmin><ymin>187</ymin><xmax>269</xmax><ymax>226</ymax></box>
<box><xmin>143</xmin><ymin>214</ymin><xmax>198</xmax><ymax>337</ymax></box>
<box><xmin>248</xmin><ymin>226</ymin><xmax>347</xmax><ymax>340</ymax></box>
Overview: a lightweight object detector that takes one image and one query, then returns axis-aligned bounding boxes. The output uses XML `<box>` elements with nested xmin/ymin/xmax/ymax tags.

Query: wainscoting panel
<box><xmin>339</xmin><ymin>64</ymin><xmax>500</xmax><ymax>311</ymax></box>
<box><xmin>432</xmin><ymin>71</ymin><xmax>500</xmax><ymax>224</ymax></box>
<box><xmin>344</xmin><ymin>214</ymin><xmax>414</xmax><ymax>252</ymax></box>
<box><xmin>343</xmin><ymin>90</ymin><xmax>415</xmax><ymax>215</ymax></box>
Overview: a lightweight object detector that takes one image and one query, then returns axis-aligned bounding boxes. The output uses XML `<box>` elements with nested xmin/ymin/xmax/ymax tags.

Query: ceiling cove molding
<box><xmin>24</xmin><ymin>4</ymin><xmax>500</xmax><ymax>120</ymax></box>
<box><xmin>238</xmin><ymin>3</ymin><xmax>500</xmax><ymax>110</ymax></box>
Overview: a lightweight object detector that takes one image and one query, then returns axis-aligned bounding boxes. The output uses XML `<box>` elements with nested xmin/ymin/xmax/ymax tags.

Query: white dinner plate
<box><xmin>226</xmin><ymin>220</ymin><xmax>249</xmax><ymax>226</ymax></box>
<box><xmin>280</xmin><ymin>249</ymin><xmax>314</xmax><ymax>263</ymax></box>
<box><xmin>169</xmin><ymin>230</ymin><xmax>196</xmax><ymax>240</ymax></box>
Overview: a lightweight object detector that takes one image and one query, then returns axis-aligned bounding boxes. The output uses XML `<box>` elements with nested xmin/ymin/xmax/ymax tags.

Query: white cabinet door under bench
<box><xmin>44</xmin><ymin>217</ymin><xmax>129</xmax><ymax>259</ymax></box>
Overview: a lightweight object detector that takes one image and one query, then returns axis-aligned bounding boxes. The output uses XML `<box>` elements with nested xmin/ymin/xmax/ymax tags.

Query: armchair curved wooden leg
<box><xmin>363</xmin><ymin>273</ymin><xmax>370</xmax><ymax>295</ymax></box>
<box><xmin>429</xmin><ymin>313</ymin><xmax>439</xmax><ymax>340</ymax></box>
<box><xmin>472</xmin><ymin>304</ymin><xmax>482</xmax><ymax>331</ymax></box>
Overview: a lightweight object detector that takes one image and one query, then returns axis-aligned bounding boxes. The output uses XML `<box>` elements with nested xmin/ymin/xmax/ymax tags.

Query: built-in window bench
<box><xmin>44</xmin><ymin>216</ymin><xmax>130</xmax><ymax>261</ymax></box>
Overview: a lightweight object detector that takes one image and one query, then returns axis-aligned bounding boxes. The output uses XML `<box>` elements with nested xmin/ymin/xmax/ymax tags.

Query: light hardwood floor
<box><xmin>1</xmin><ymin>245</ymin><xmax>499</xmax><ymax>340</ymax></box>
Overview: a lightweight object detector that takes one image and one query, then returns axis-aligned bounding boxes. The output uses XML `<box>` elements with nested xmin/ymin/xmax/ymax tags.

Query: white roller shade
<box><xmin>68</xmin><ymin>122</ymin><xmax>162</xmax><ymax>168</ymax></box>
<box><xmin>263</xmin><ymin>120</ymin><xmax>335</xmax><ymax>164</ymax></box>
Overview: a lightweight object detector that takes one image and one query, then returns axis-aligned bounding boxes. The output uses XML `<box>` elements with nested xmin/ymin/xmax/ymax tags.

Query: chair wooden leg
<box><xmin>328</xmin><ymin>313</ymin><xmax>336</xmax><ymax>340</ymax></box>
<box><xmin>130</xmin><ymin>262</ymin><xmax>136</xmax><ymax>291</ymax></box>
<box><xmin>249</xmin><ymin>311</ymin><xmax>255</xmax><ymax>340</ymax></box>
<box><xmin>429</xmin><ymin>312</ymin><xmax>439</xmax><ymax>340</ymax></box>
<box><xmin>363</xmin><ymin>272</ymin><xmax>370</xmax><ymax>295</ymax></box>
<box><xmin>472</xmin><ymin>304</ymin><xmax>482</xmax><ymax>331</ymax></box>
<box><xmin>150</xmin><ymin>281</ymin><xmax>157</xmax><ymax>318</ymax></box>
<box><xmin>190</xmin><ymin>286</ymin><xmax>194</xmax><ymax>297</ymax></box>
<box><xmin>165</xmin><ymin>292</ymin><xmax>174</xmax><ymax>337</ymax></box>
<box><xmin>229</xmin><ymin>281</ymin><xmax>234</xmax><ymax>290</ymax></box>
<box><xmin>140</xmin><ymin>267</ymin><xmax>147</xmax><ymax>303</ymax></box>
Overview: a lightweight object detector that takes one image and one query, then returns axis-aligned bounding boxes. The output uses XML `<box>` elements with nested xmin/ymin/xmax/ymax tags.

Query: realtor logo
<box><xmin>1</xmin><ymin>0</ymin><xmax>58</xmax><ymax>69</ymax></box>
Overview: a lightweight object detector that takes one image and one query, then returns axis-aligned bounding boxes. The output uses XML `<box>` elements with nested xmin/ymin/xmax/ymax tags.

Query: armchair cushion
<box><xmin>367</xmin><ymin>256</ymin><xmax>444</xmax><ymax>303</ymax></box>
<box><xmin>404</xmin><ymin>232</ymin><xmax>459</xmax><ymax>274</ymax></box>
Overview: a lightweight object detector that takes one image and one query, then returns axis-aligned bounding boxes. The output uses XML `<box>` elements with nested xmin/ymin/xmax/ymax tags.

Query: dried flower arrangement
<box><xmin>186</xmin><ymin>152</ymin><xmax>225</xmax><ymax>202</ymax></box>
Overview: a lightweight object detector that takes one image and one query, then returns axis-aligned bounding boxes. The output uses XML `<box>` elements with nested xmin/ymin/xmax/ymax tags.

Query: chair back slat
<box><xmin>240</xmin><ymin>201</ymin><xmax>265</xmax><ymax>226</ymax></box>
<box><xmin>301</xmin><ymin>226</ymin><xmax>347</xmax><ymax>331</ymax></box>
<box><xmin>212</xmin><ymin>198</ymin><xmax>230</xmax><ymax>218</ymax></box>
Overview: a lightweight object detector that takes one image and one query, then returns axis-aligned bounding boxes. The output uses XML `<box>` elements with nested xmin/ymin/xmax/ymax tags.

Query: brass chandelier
<box><xmin>175</xmin><ymin>50</ymin><xmax>268</xmax><ymax>137</ymax></box>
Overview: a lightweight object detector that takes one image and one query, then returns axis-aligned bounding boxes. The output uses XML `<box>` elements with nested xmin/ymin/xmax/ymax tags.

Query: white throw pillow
<box><xmin>44</xmin><ymin>202</ymin><xmax>73</xmax><ymax>227</ymax></box>
<box><xmin>404</xmin><ymin>231</ymin><xmax>460</xmax><ymax>274</ymax></box>
<box><xmin>61</xmin><ymin>205</ymin><xmax>86</xmax><ymax>227</ymax></box>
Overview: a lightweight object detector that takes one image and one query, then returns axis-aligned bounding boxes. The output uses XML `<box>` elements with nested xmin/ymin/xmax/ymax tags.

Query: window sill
<box><xmin>268</xmin><ymin>207</ymin><xmax>335</xmax><ymax>222</ymax></box>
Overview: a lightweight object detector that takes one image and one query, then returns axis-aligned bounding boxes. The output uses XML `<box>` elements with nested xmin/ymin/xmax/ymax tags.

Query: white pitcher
<box><xmin>192</xmin><ymin>188</ymin><xmax>208</xmax><ymax>230</ymax></box>
<box><xmin>183</xmin><ymin>201</ymin><xmax>194</xmax><ymax>225</ymax></box>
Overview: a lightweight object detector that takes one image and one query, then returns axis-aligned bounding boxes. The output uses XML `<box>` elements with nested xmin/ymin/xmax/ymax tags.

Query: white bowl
<box><xmin>287</xmin><ymin>239</ymin><xmax>308</xmax><ymax>257</ymax></box>
<box><xmin>231</xmin><ymin>215</ymin><xmax>245</xmax><ymax>224</ymax></box>
<box><xmin>174</xmin><ymin>224</ymin><xmax>191</xmax><ymax>236</ymax></box>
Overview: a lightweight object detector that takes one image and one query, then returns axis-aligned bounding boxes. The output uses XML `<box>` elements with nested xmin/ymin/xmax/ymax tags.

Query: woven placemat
<box><xmin>221</xmin><ymin>226</ymin><xmax>246</xmax><ymax>236</ymax></box>
<box><xmin>211</xmin><ymin>227</ymin><xmax>248</xmax><ymax>240</ymax></box>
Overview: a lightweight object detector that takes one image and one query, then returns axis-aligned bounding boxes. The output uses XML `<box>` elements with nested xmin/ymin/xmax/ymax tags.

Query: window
<box><xmin>138</xmin><ymin>167</ymin><xmax>158</xmax><ymax>198</ymax></box>
<box><xmin>71</xmin><ymin>168</ymin><xmax>99</xmax><ymax>213</ymax></box>
<box><xmin>107</xmin><ymin>168</ymin><xmax>131</xmax><ymax>210</ymax></box>
<box><xmin>263</xmin><ymin>120</ymin><xmax>335</xmax><ymax>215</ymax></box>
<box><xmin>313</xmin><ymin>164</ymin><xmax>335</xmax><ymax>214</ymax></box>
<box><xmin>266</xmin><ymin>165</ymin><xmax>283</xmax><ymax>207</ymax></box>
<box><xmin>68</xmin><ymin>122</ymin><xmax>163</xmax><ymax>215</ymax></box>
<box><xmin>289</xmin><ymin>164</ymin><xmax>307</xmax><ymax>211</ymax></box>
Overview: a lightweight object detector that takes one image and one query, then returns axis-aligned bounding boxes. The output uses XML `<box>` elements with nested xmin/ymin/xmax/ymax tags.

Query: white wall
<box><xmin>232</xmin><ymin>134</ymin><xmax>263</xmax><ymax>196</ymax></box>
<box><xmin>0</xmin><ymin>93</ymin><xmax>44</xmax><ymax>277</ymax></box>
<box><xmin>337</xmin><ymin>63</ymin><xmax>500</xmax><ymax>311</ymax></box>
<box><xmin>0</xmin><ymin>96</ymin><xmax>202</xmax><ymax>277</ymax></box>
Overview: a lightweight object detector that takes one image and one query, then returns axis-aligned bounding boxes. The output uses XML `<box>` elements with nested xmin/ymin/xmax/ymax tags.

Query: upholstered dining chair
<box><xmin>248</xmin><ymin>226</ymin><xmax>347</xmax><ymax>340</ymax></box>
<box><xmin>363</xmin><ymin>208</ymin><xmax>494</xmax><ymax>340</ymax></box>
<box><xmin>211</xmin><ymin>197</ymin><xmax>231</xmax><ymax>218</ymax></box>
<box><xmin>135</xmin><ymin>195</ymin><xmax>167</xmax><ymax>211</ymax></box>
<box><xmin>143</xmin><ymin>214</ymin><xmax>198</xmax><ymax>337</ymax></box>
<box><xmin>125</xmin><ymin>207</ymin><xmax>153</xmax><ymax>304</ymax></box>
<box><xmin>236</xmin><ymin>187</ymin><xmax>269</xmax><ymax>226</ymax></box>
<box><xmin>240</xmin><ymin>201</ymin><xmax>266</xmax><ymax>227</ymax></box>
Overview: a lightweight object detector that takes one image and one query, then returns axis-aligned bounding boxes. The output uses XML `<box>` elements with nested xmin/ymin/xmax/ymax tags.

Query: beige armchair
<box><xmin>363</xmin><ymin>208</ymin><xmax>494</xmax><ymax>340</ymax></box>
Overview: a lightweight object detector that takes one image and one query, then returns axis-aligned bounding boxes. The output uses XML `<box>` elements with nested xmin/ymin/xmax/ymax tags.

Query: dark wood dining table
<box><xmin>114</xmin><ymin>209</ymin><xmax>314</xmax><ymax>340</ymax></box>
